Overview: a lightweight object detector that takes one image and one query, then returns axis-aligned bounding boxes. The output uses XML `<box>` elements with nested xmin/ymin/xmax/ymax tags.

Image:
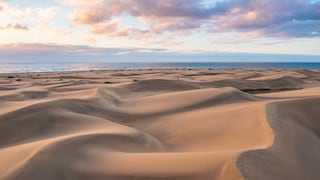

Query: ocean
<box><xmin>0</xmin><ymin>62</ymin><xmax>320</xmax><ymax>73</ymax></box>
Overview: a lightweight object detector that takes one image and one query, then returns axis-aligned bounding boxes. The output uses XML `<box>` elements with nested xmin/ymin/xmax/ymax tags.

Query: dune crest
<box><xmin>0</xmin><ymin>69</ymin><xmax>320</xmax><ymax>180</ymax></box>
<box><xmin>237</xmin><ymin>98</ymin><xmax>320</xmax><ymax>180</ymax></box>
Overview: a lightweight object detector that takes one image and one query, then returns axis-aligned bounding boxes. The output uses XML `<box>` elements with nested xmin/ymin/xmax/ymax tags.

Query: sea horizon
<box><xmin>1</xmin><ymin>62</ymin><xmax>320</xmax><ymax>73</ymax></box>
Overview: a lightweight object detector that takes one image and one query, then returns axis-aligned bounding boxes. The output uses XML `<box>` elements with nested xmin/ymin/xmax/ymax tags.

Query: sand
<box><xmin>0</xmin><ymin>68</ymin><xmax>319</xmax><ymax>180</ymax></box>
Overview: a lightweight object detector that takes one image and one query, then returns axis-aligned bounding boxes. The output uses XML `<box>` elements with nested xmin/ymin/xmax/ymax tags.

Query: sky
<box><xmin>0</xmin><ymin>0</ymin><xmax>319</xmax><ymax>62</ymax></box>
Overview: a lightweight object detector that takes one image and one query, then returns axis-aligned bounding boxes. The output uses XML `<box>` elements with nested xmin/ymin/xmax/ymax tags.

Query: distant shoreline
<box><xmin>1</xmin><ymin>67</ymin><xmax>319</xmax><ymax>75</ymax></box>
<box><xmin>1</xmin><ymin>62</ymin><xmax>320</xmax><ymax>74</ymax></box>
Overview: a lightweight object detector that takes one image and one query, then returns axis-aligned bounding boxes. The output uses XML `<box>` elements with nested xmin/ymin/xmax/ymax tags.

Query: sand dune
<box><xmin>0</xmin><ymin>69</ymin><xmax>320</xmax><ymax>180</ymax></box>
<box><xmin>237</xmin><ymin>98</ymin><xmax>320</xmax><ymax>180</ymax></box>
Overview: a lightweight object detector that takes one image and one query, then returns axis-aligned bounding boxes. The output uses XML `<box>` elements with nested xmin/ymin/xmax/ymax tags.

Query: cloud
<box><xmin>89</xmin><ymin>20</ymin><xmax>153</xmax><ymax>39</ymax></box>
<box><xmin>0</xmin><ymin>23</ymin><xmax>29</xmax><ymax>30</ymax></box>
<box><xmin>0</xmin><ymin>2</ymin><xmax>58</xmax><ymax>32</ymax></box>
<box><xmin>0</xmin><ymin>43</ymin><xmax>319</xmax><ymax>63</ymax></box>
<box><xmin>64</xmin><ymin>0</ymin><xmax>320</xmax><ymax>38</ymax></box>
<box><xmin>90</xmin><ymin>20</ymin><xmax>120</xmax><ymax>35</ymax></box>
<box><xmin>69</xmin><ymin>0</ymin><xmax>217</xmax><ymax>32</ymax></box>
<box><xmin>38</xmin><ymin>7</ymin><xmax>59</xmax><ymax>26</ymax></box>
<box><xmin>70</xmin><ymin>0</ymin><xmax>216</xmax><ymax>24</ymax></box>
<box><xmin>0</xmin><ymin>43</ymin><xmax>169</xmax><ymax>62</ymax></box>
<box><xmin>12</xmin><ymin>23</ymin><xmax>29</xmax><ymax>30</ymax></box>
<box><xmin>0</xmin><ymin>24</ymin><xmax>8</xmax><ymax>30</ymax></box>
<box><xmin>211</xmin><ymin>0</ymin><xmax>320</xmax><ymax>37</ymax></box>
<box><xmin>0</xmin><ymin>0</ymin><xmax>6</xmax><ymax>12</ymax></box>
<box><xmin>53</xmin><ymin>29</ymin><xmax>71</xmax><ymax>36</ymax></box>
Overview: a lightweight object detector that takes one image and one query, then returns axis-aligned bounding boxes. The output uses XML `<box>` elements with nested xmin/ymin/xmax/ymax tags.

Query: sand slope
<box><xmin>237</xmin><ymin>97</ymin><xmax>320</xmax><ymax>180</ymax></box>
<box><xmin>0</xmin><ymin>69</ymin><xmax>320</xmax><ymax>180</ymax></box>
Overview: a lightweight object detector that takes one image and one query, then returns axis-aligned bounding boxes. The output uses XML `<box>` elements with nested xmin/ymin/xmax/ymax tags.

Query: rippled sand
<box><xmin>0</xmin><ymin>69</ymin><xmax>320</xmax><ymax>180</ymax></box>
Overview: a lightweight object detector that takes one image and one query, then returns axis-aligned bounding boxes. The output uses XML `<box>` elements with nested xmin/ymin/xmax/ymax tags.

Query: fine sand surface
<box><xmin>0</xmin><ymin>68</ymin><xmax>320</xmax><ymax>180</ymax></box>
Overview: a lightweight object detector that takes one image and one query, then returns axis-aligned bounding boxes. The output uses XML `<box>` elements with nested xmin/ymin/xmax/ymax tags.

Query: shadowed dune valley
<box><xmin>0</xmin><ymin>69</ymin><xmax>320</xmax><ymax>180</ymax></box>
<box><xmin>1</xmin><ymin>0</ymin><xmax>320</xmax><ymax>179</ymax></box>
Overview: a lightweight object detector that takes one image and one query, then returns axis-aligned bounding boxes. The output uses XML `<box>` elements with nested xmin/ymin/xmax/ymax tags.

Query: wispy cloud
<box><xmin>0</xmin><ymin>23</ymin><xmax>29</xmax><ymax>30</ymax></box>
<box><xmin>1</xmin><ymin>43</ymin><xmax>319</xmax><ymax>63</ymax></box>
<box><xmin>0</xmin><ymin>2</ymin><xmax>58</xmax><ymax>32</ymax></box>
<box><xmin>0</xmin><ymin>43</ymin><xmax>169</xmax><ymax>62</ymax></box>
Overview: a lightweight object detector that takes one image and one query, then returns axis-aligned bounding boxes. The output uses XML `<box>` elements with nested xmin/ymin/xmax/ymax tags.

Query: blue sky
<box><xmin>0</xmin><ymin>0</ymin><xmax>319</xmax><ymax>62</ymax></box>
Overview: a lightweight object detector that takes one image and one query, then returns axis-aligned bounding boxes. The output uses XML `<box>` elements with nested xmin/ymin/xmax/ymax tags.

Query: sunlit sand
<box><xmin>0</xmin><ymin>68</ymin><xmax>320</xmax><ymax>179</ymax></box>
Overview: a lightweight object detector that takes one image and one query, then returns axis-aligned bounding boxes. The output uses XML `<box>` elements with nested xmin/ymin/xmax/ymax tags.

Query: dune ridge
<box><xmin>237</xmin><ymin>97</ymin><xmax>320</xmax><ymax>180</ymax></box>
<box><xmin>0</xmin><ymin>69</ymin><xmax>320</xmax><ymax>180</ymax></box>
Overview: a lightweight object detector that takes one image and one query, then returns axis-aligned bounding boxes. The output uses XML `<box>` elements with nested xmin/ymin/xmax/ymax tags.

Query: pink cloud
<box><xmin>65</xmin><ymin>0</ymin><xmax>320</xmax><ymax>38</ymax></box>
<box><xmin>88</xmin><ymin>20</ymin><xmax>153</xmax><ymax>39</ymax></box>
<box><xmin>90</xmin><ymin>20</ymin><xmax>119</xmax><ymax>35</ymax></box>
<box><xmin>0</xmin><ymin>23</ymin><xmax>29</xmax><ymax>30</ymax></box>
<box><xmin>68</xmin><ymin>0</ymin><xmax>208</xmax><ymax>39</ymax></box>
<box><xmin>0</xmin><ymin>0</ymin><xmax>6</xmax><ymax>12</ymax></box>
<box><xmin>12</xmin><ymin>23</ymin><xmax>29</xmax><ymax>30</ymax></box>
<box><xmin>1</xmin><ymin>43</ymin><xmax>319</xmax><ymax>63</ymax></box>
